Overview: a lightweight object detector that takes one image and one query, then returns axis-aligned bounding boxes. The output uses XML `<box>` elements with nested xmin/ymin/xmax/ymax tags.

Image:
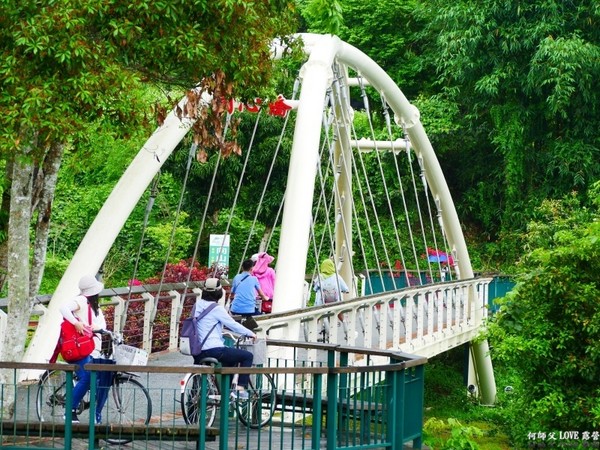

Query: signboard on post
<box><xmin>208</xmin><ymin>234</ymin><xmax>230</xmax><ymax>275</ymax></box>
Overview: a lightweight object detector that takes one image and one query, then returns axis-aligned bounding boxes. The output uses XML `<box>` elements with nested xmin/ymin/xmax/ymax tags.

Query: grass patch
<box><xmin>423</xmin><ymin>346</ymin><xmax>513</xmax><ymax>449</ymax></box>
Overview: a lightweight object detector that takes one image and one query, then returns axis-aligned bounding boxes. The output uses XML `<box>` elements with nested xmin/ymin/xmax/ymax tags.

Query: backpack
<box><xmin>322</xmin><ymin>286</ymin><xmax>338</xmax><ymax>304</ymax></box>
<box><xmin>179</xmin><ymin>303</ymin><xmax>218</xmax><ymax>356</ymax></box>
<box><xmin>320</xmin><ymin>276</ymin><xmax>339</xmax><ymax>304</ymax></box>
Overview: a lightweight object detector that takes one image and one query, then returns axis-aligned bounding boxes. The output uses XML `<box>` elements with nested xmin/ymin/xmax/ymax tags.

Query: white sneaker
<box><xmin>231</xmin><ymin>389</ymin><xmax>249</xmax><ymax>401</ymax></box>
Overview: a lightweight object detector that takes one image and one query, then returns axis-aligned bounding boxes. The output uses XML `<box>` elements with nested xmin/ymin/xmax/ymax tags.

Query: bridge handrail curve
<box><xmin>10</xmin><ymin>277</ymin><xmax>491</xmax><ymax>371</ymax></box>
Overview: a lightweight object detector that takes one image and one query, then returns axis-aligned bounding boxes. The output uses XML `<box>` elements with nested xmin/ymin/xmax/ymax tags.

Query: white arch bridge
<box><xmin>20</xmin><ymin>33</ymin><xmax>496</xmax><ymax>404</ymax></box>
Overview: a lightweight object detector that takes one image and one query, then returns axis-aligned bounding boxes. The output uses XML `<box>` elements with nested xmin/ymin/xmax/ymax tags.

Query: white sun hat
<box><xmin>78</xmin><ymin>274</ymin><xmax>104</xmax><ymax>297</ymax></box>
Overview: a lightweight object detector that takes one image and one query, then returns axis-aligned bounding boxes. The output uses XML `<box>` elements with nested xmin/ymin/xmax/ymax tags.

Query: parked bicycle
<box><xmin>180</xmin><ymin>334</ymin><xmax>275</xmax><ymax>428</ymax></box>
<box><xmin>36</xmin><ymin>330</ymin><xmax>152</xmax><ymax>444</ymax></box>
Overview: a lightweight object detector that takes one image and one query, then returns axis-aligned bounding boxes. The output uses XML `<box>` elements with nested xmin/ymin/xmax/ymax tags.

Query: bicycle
<box><xmin>36</xmin><ymin>330</ymin><xmax>152</xmax><ymax>444</ymax></box>
<box><xmin>180</xmin><ymin>334</ymin><xmax>276</xmax><ymax>429</ymax></box>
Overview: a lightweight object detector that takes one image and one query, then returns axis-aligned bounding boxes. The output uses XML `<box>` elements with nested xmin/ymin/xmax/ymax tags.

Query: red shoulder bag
<box><xmin>59</xmin><ymin>305</ymin><xmax>95</xmax><ymax>362</ymax></box>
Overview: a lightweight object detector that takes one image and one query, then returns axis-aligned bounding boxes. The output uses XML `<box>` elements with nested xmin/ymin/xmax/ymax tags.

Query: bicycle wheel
<box><xmin>105</xmin><ymin>375</ymin><xmax>152</xmax><ymax>445</ymax></box>
<box><xmin>236</xmin><ymin>373</ymin><xmax>276</xmax><ymax>428</ymax></box>
<box><xmin>36</xmin><ymin>369</ymin><xmax>88</xmax><ymax>422</ymax></box>
<box><xmin>181</xmin><ymin>373</ymin><xmax>219</xmax><ymax>427</ymax></box>
<box><xmin>36</xmin><ymin>370</ymin><xmax>68</xmax><ymax>422</ymax></box>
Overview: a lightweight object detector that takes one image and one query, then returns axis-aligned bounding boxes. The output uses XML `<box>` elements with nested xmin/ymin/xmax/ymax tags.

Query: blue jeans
<box><xmin>194</xmin><ymin>347</ymin><xmax>253</xmax><ymax>387</ymax></box>
<box><xmin>94</xmin><ymin>359</ymin><xmax>116</xmax><ymax>415</ymax></box>
<box><xmin>71</xmin><ymin>356</ymin><xmax>115</xmax><ymax>417</ymax></box>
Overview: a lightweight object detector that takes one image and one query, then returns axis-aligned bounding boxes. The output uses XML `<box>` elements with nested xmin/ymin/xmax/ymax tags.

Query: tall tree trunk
<box><xmin>30</xmin><ymin>142</ymin><xmax>65</xmax><ymax>296</ymax></box>
<box><xmin>0</xmin><ymin>132</ymin><xmax>35</xmax><ymax>417</ymax></box>
<box><xmin>259</xmin><ymin>226</ymin><xmax>272</xmax><ymax>253</ymax></box>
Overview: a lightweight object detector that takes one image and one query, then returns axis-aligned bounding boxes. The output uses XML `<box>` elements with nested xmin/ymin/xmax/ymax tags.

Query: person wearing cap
<box><xmin>194</xmin><ymin>278</ymin><xmax>257</xmax><ymax>399</ymax></box>
<box><xmin>59</xmin><ymin>274</ymin><xmax>111</xmax><ymax>424</ymax></box>
<box><xmin>229</xmin><ymin>259</ymin><xmax>268</xmax><ymax>316</ymax></box>
<box><xmin>252</xmin><ymin>252</ymin><xmax>276</xmax><ymax>313</ymax></box>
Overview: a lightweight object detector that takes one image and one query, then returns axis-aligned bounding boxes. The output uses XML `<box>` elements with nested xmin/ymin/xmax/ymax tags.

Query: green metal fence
<box><xmin>0</xmin><ymin>340</ymin><xmax>426</xmax><ymax>450</ymax></box>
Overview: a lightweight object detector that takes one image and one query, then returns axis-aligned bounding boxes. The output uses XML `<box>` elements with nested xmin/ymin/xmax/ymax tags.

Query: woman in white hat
<box><xmin>193</xmin><ymin>278</ymin><xmax>257</xmax><ymax>399</ymax></box>
<box><xmin>59</xmin><ymin>274</ymin><xmax>108</xmax><ymax>424</ymax></box>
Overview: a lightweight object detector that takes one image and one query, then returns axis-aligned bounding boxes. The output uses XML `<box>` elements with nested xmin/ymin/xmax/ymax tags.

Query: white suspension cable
<box><xmin>151</xmin><ymin>141</ymin><xmax>199</xmax><ymax>326</ymax></box>
<box><xmin>388</xmin><ymin>126</ymin><xmax>422</xmax><ymax>280</ymax></box>
<box><xmin>119</xmin><ymin>173</ymin><xmax>160</xmax><ymax>333</ymax></box>
<box><xmin>419</xmin><ymin>154</ymin><xmax>446</xmax><ymax>281</ymax></box>
<box><xmin>329</xmin><ymin>66</ymin><xmax>364</xmax><ymax>296</ymax></box>
<box><xmin>435</xmin><ymin>197</ymin><xmax>455</xmax><ymax>281</ymax></box>
<box><xmin>403</xmin><ymin>125</ymin><xmax>427</xmax><ymax>282</ymax></box>
<box><xmin>343</xmin><ymin>82</ymin><xmax>390</xmax><ymax>291</ymax></box>
<box><xmin>355</xmin><ymin>76</ymin><xmax>401</xmax><ymax>289</ymax></box>
<box><xmin>224</xmin><ymin>110</ymin><xmax>263</xmax><ymax>276</ymax></box>
<box><xmin>180</xmin><ymin>117</ymin><xmax>229</xmax><ymax>311</ymax></box>
<box><xmin>241</xmin><ymin>79</ymin><xmax>300</xmax><ymax>260</ymax></box>
<box><xmin>308</xmin><ymin>89</ymin><xmax>339</xmax><ymax>298</ymax></box>
<box><xmin>313</xmin><ymin>96</ymin><xmax>339</xmax><ymax>274</ymax></box>
<box><xmin>380</xmin><ymin>96</ymin><xmax>412</xmax><ymax>287</ymax></box>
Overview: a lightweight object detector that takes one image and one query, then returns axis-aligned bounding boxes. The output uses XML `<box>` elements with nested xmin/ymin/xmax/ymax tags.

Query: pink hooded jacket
<box><xmin>253</xmin><ymin>252</ymin><xmax>276</xmax><ymax>299</ymax></box>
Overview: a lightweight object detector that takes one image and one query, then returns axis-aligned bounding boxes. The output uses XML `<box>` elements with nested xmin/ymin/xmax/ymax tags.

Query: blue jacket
<box><xmin>230</xmin><ymin>271</ymin><xmax>261</xmax><ymax>314</ymax></box>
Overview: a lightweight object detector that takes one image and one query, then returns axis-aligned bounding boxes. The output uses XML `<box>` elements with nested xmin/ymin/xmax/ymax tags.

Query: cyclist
<box><xmin>59</xmin><ymin>274</ymin><xmax>114</xmax><ymax>423</ymax></box>
<box><xmin>194</xmin><ymin>278</ymin><xmax>257</xmax><ymax>399</ymax></box>
<box><xmin>229</xmin><ymin>259</ymin><xmax>269</xmax><ymax>318</ymax></box>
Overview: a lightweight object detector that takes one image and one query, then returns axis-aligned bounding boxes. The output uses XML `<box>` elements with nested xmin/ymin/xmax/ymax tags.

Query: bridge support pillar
<box><xmin>469</xmin><ymin>339</ymin><xmax>496</xmax><ymax>405</ymax></box>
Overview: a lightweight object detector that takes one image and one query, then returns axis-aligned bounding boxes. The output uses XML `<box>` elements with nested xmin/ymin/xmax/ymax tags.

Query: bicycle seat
<box><xmin>196</xmin><ymin>357</ymin><xmax>219</xmax><ymax>366</ymax></box>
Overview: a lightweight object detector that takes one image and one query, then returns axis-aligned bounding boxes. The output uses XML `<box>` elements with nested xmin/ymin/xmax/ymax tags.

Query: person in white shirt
<box><xmin>193</xmin><ymin>278</ymin><xmax>257</xmax><ymax>399</ymax></box>
<box><xmin>59</xmin><ymin>274</ymin><xmax>112</xmax><ymax>424</ymax></box>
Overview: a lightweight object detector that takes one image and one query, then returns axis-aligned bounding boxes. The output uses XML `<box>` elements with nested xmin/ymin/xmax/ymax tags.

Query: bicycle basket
<box><xmin>238</xmin><ymin>339</ymin><xmax>267</xmax><ymax>365</ymax></box>
<box><xmin>114</xmin><ymin>344</ymin><xmax>148</xmax><ymax>366</ymax></box>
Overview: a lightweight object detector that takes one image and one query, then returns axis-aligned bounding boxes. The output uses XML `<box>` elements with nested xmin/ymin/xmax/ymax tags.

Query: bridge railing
<box><xmin>260</xmin><ymin>277</ymin><xmax>492</xmax><ymax>362</ymax></box>
<box><xmin>4</xmin><ymin>277</ymin><xmax>491</xmax><ymax>363</ymax></box>
<box><xmin>0</xmin><ymin>339</ymin><xmax>426</xmax><ymax>450</ymax></box>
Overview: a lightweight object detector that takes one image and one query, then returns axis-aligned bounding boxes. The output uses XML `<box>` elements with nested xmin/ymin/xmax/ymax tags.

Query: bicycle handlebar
<box><xmin>221</xmin><ymin>331</ymin><xmax>255</xmax><ymax>346</ymax></box>
<box><xmin>96</xmin><ymin>329</ymin><xmax>124</xmax><ymax>345</ymax></box>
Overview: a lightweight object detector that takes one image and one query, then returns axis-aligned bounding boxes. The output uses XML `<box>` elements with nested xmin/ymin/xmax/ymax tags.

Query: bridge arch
<box><xmin>23</xmin><ymin>33</ymin><xmax>496</xmax><ymax>404</ymax></box>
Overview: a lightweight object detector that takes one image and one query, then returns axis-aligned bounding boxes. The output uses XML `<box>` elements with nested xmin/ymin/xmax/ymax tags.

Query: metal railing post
<box><xmin>64</xmin><ymin>370</ymin><xmax>74</xmax><ymax>450</ymax></box>
<box><xmin>219</xmin><ymin>373</ymin><xmax>232</xmax><ymax>450</ymax></box>
<box><xmin>326</xmin><ymin>348</ymin><xmax>338</xmax><ymax>450</ymax></box>
<box><xmin>142</xmin><ymin>292</ymin><xmax>154</xmax><ymax>353</ymax></box>
<box><xmin>88</xmin><ymin>369</ymin><xmax>97</xmax><ymax>448</ymax></box>
<box><xmin>311</xmin><ymin>372</ymin><xmax>323</xmax><ymax>450</ymax></box>
<box><xmin>197</xmin><ymin>374</ymin><xmax>208</xmax><ymax>450</ymax></box>
<box><xmin>168</xmin><ymin>290</ymin><xmax>181</xmax><ymax>351</ymax></box>
<box><xmin>386</xmin><ymin>366</ymin><xmax>405</xmax><ymax>448</ymax></box>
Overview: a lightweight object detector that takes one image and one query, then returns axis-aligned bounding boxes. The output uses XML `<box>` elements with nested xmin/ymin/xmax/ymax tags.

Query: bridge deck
<box><xmin>2</xmin><ymin>343</ymin><xmax>426</xmax><ymax>450</ymax></box>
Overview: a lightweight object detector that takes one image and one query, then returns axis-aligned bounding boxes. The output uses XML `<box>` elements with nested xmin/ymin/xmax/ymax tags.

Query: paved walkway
<box><xmin>5</xmin><ymin>350</ymin><xmax>422</xmax><ymax>449</ymax></box>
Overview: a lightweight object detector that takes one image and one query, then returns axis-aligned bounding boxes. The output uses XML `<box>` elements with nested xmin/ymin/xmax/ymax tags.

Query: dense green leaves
<box><xmin>0</xmin><ymin>0</ymin><xmax>298</xmax><ymax>296</ymax></box>
<box><xmin>487</xmin><ymin>183</ymin><xmax>600</xmax><ymax>444</ymax></box>
<box><xmin>420</xmin><ymin>0</ymin><xmax>600</xmax><ymax>238</ymax></box>
<box><xmin>0</xmin><ymin>0</ymin><xmax>297</xmax><ymax>149</ymax></box>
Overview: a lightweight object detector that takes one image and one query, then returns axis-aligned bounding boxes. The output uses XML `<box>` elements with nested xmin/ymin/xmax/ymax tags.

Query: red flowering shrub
<box><xmin>106</xmin><ymin>260</ymin><xmax>229</xmax><ymax>352</ymax></box>
<box><xmin>144</xmin><ymin>258</ymin><xmax>214</xmax><ymax>284</ymax></box>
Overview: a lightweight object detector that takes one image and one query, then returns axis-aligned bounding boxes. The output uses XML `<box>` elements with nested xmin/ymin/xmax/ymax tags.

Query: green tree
<box><xmin>299</xmin><ymin>0</ymin><xmax>344</xmax><ymax>35</ymax></box>
<box><xmin>338</xmin><ymin>0</ymin><xmax>427</xmax><ymax>100</ymax></box>
<box><xmin>0</xmin><ymin>0</ymin><xmax>297</xmax><ymax>384</ymax></box>
<box><xmin>420</xmin><ymin>0</ymin><xmax>600</xmax><ymax>238</ymax></box>
<box><xmin>487</xmin><ymin>183</ymin><xmax>600</xmax><ymax>445</ymax></box>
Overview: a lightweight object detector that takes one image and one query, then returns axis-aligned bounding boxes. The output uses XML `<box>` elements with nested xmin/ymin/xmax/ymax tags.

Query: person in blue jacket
<box><xmin>194</xmin><ymin>278</ymin><xmax>257</xmax><ymax>399</ymax></box>
<box><xmin>229</xmin><ymin>259</ymin><xmax>268</xmax><ymax>316</ymax></box>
